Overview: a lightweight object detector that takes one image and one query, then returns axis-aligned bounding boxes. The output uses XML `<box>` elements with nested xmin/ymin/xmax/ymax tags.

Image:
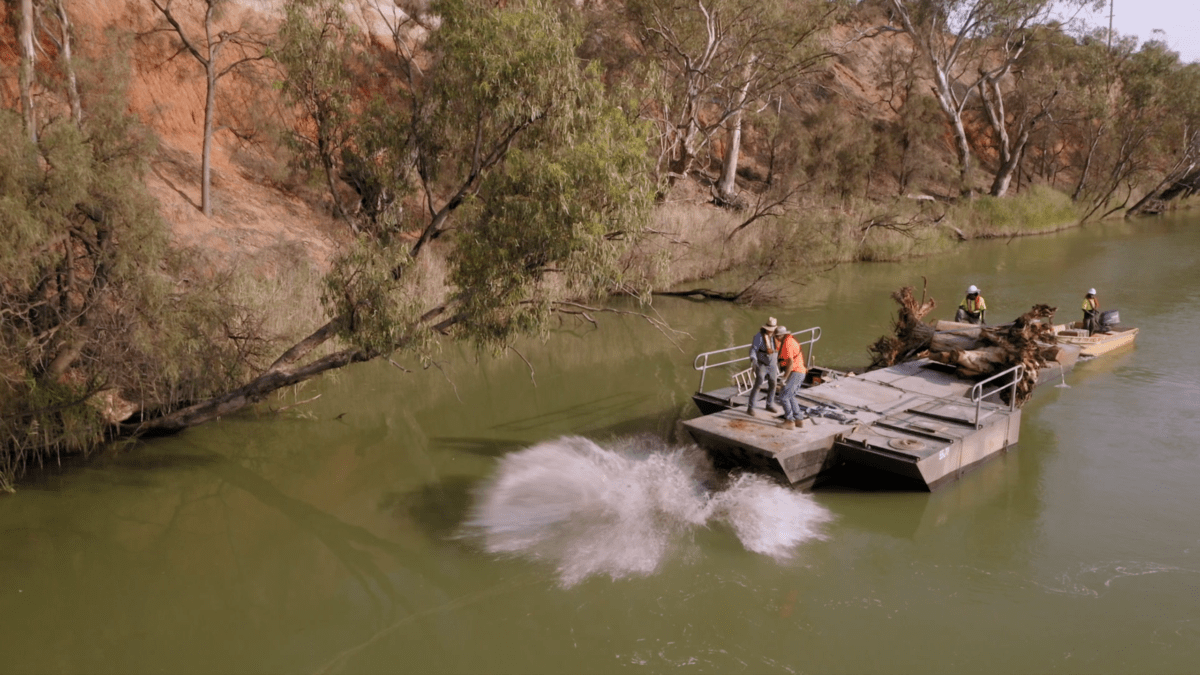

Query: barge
<box><xmin>682</xmin><ymin>327</ymin><xmax>1081</xmax><ymax>490</ymax></box>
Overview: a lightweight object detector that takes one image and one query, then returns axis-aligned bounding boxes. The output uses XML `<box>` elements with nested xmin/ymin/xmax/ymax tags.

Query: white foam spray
<box><xmin>463</xmin><ymin>435</ymin><xmax>833</xmax><ymax>586</ymax></box>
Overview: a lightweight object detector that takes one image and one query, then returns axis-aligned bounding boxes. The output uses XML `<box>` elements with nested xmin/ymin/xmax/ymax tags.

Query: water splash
<box><xmin>464</xmin><ymin>435</ymin><xmax>833</xmax><ymax>586</ymax></box>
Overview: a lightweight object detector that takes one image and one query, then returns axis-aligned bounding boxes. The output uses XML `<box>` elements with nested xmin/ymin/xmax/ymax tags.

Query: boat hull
<box><xmin>1053</xmin><ymin>323</ymin><xmax>1139</xmax><ymax>357</ymax></box>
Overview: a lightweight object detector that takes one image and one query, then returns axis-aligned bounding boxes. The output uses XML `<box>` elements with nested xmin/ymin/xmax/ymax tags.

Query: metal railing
<box><xmin>692</xmin><ymin>326</ymin><xmax>821</xmax><ymax>392</ymax></box>
<box><xmin>967</xmin><ymin>363</ymin><xmax>1025</xmax><ymax>429</ymax></box>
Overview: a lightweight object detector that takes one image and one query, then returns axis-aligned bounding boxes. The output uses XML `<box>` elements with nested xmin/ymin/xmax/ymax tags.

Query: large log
<box><xmin>930</xmin><ymin>320</ymin><xmax>981</xmax><ymax>352</ymax></box>
<box><xmin>929</xmin><ymin>345</ymin><xmax>1009</xmax><ymax>378</ymax></box>
<box><xmin>868</xmin><ymin>287</ymin><xmax>1059</xmax><ymax>407</ymax></box>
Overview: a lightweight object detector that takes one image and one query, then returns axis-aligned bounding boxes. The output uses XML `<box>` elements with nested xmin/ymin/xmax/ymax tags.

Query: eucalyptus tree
<box><xmin>627</xmin><ymin>0</ymin><xmax>836</xmax><ymax>202</ymax></box>
<box><xmin>148</xmin><ymin>0</ymin><xmax>268</xmax><ymax>217</ymax></box>
<box><xmin>40</xmin><ymin>0</ymin><xmax>84</xmax><ymax>127</ymax></box>
<box><xmin>1016</xmin><ymin>29</ymin><xmax>1112</xmax><ymax>195</ymax></box>
<box><xmin>1124</xmin><ymin>54</ymin><xmax>1200</xmax><ymax>216</ymax></box>
<box><xmin>3</xmin><ymin>0</ymin><xmax>655</xmax><ymax>486</ymax></box>
<box><xmin>138</xmin><ymin>0</ymin><xmax>656</xmax><ymax>432</ymax></box>
<box><xmin>274</xmin><ymin>0</ymin><xmax>359</xmax><ymax>224</ymax></box>
<box><xmin>973</xmin><ymin>24</ymin><xmax>1066</xmax><ymax>196</ymax></box>
<box><xmin>882</xmin><ymin>0</ymin><xmax>1094</xmax><ymax>193</ymax></box>
<box><xmin>1069</xmin><ymin>39</ymin><xmax>1185</xmax><ymax>220</ymax></box>
<box><xmin>873</xmin><ymin>33</ymin><xmax>949</xmax><ymax>194</ymax></box>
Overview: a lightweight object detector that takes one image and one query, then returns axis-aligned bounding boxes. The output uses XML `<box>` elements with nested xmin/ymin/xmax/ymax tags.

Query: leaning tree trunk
<box><xmin>128</xmin><ymin>317</ymin><xmax>370</xmax><ymax>434</ymax></box>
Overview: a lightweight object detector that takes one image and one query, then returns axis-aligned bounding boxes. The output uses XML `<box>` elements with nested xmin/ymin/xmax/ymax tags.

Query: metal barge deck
<box><xmin>682</xmin><ymin>327</ymin><xmax>1080</xmax><ymax>490</ymax></box>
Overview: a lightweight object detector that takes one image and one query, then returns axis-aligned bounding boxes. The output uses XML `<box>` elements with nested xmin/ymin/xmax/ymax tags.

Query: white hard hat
<box><xmin>774</xmin><ymin>325</ymin><xmax>789</xmax><ymax>336</ymax></box>
<box><xmin>1087</xmin><ymin>288</ymin><xmax>1096</xmax><ymax>295</ymax></box>
<box><xmin>967</xmin><ymin>284</ymin><xmax>979</xmax><ymax>294</ymax></box>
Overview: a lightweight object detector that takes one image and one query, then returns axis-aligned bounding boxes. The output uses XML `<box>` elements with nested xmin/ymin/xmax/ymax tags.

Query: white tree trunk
<box><xmin>717</xmin><ymin>55</ymin><xmax>756</xmax><ymax>202</ymax></box>
<box><xmin>55</xmin><ymin>0</ymin><xmax>82</xmax><ymax>127</ymax></box>
<box><xmin>19</xmin><ymin>0</ymin><xmax>37</xmax><ymax>143</ymax></box>
<box><xmin>202</xmin><ymin>61</ymin><xmax>216</xmax><ymax>217</ymax></box>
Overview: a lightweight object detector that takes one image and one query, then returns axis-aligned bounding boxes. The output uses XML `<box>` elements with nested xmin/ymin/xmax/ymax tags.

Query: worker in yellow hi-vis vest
<box><xmin>955</xmin><ymin>285</ymin><xmax>987</xmax><ymax>325</ymax></box>
<box><xmin>1082</xmin><ymin>288</ymin><xmax>1100</xmax><ymax>335</ymax></box>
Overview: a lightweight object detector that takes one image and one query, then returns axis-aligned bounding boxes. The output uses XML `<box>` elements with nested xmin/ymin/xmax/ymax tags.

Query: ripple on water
<box><xmin>463</xmin><ymin>435</ymin><xmax>834</xmax><ymax>587</ymax></box>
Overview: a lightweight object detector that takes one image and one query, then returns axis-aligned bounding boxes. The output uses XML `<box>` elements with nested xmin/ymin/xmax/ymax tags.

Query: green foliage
<box><xmin>1</xmin><ymin>60</ymin><xmax>274</xmax><ymax>485</ymax></box>
<box><xmin>886</xmin><ymin>93</ymin><xmax>950</xmax><ymax>193</ymax></box>
<box><xmin>321</xmin><ymin>241</ymin><xmax>433</xmax><ymax>359</ymax></box>
<box><xmin>0</xmin><ymin>110</ymin><xmax>51</xmax><ymax>281</ymax></box>
<box><xmin>419</xmin><ymin>0</ymin><xmax>587</xmax><ymax>186</ymax></box>
<box><xmin>451</xmin><ymin>132</ymin><xmax>653</xmax><ymax>347</ymax></box>
<box><xmin>433</xmin><ymin>1</ymin><xmax>654</xmax><ymax>349</ymax></box>
<box><xmin>275</xmin><ymin>0</ymin><xmax>361</xmax><ymax>217</ymax></box>
<box><xmin>308</xmin><ymin>0</ymin><xmax>655</xmax><ymax>354</ymax></box>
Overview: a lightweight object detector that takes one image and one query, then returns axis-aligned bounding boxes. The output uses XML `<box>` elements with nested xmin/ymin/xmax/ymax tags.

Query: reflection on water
<box><xmin>464</xmin><ymin>435</ymin><xmax>833</xmax><ymax>586</ymax></box>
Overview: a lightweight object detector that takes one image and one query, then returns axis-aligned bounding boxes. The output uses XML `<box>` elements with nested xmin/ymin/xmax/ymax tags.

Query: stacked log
<box><xmin>868</xmin><ymin>287</ymin><xmax>1061</xmax><ymax>407</ymax></box>
<box><xmin>927</xmin><ymin>304</ymin><xmax>1060</xmax><ymax>405</ymax></box>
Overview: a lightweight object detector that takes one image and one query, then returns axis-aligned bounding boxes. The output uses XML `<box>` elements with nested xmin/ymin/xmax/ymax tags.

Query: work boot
<box><xmin>745</xmin><ymin>406</ymin><xmax>756</xmax><ymax>418</ymax></box>
<box><xmin>778</xmin><ymin>419</ymin><xmax>795</xmax><ymax>429</ymax></box>
<box><xmin>765</xmin><ymin>404</ymin><xmax>779</xmax><ymax>413</ymax></box>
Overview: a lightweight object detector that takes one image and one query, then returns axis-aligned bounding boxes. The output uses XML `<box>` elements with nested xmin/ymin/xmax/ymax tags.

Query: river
<box><xmin>2</xmin><ymin>214</ymin><xmax>1199</xmax><ymax>674</ymax></box>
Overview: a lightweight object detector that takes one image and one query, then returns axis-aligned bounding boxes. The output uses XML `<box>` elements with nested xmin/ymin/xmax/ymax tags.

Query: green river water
<box><xmin>3</xmin><ymin>214</ymin><xmax>1200</xmax><ymax>674</ymax></box>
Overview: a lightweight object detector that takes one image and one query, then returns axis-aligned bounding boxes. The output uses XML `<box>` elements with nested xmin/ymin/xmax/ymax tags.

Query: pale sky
<box><xmin>1073</xmin><ymin>0</ymin><xmax>1200</xmax><ymax>64</ymax></box>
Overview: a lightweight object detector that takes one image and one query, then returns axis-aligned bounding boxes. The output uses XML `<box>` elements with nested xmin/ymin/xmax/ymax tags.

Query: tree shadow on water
<box><xmin>428</xmin><ymin>436</ymin><xmax>525</xmax><ymax>458</ymax></box>
<box><xmin>378</xmin><ymin>476</ymin><xmax>478</xmax><ymax>542</ymax></box>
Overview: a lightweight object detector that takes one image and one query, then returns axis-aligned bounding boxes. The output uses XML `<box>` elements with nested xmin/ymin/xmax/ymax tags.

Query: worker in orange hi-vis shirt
<box><xmin>774</xmin><ymin>325</ymin><xmax>808</xmax><ymax>430</ymax></box>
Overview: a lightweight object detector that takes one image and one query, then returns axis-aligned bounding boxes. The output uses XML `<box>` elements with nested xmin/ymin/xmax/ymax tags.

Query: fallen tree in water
<box><xmin>868</xmin><ymin>286</ymin><xmax>1063</xmax><ymax>406</ymax></box>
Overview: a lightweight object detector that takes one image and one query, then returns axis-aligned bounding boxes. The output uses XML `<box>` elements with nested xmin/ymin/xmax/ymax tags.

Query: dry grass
<box><xmin>632</xmin><ymin>195</ymin><xmax>963</xmax><ymax>299</ymax></box>
<box><xmin>949</xmin><ymin>185</ymin><xmax>1083</xmax><ymax>238</ymax></box>
<box><xmin>628</xmin><ymin>202</ymin><xmax>750</xmax><ymax>289</ymax></box>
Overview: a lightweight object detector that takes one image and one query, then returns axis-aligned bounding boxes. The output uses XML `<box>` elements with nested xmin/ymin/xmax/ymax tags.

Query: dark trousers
<box><xmin>955</xmin><ymin>308</ymin><xmax>982</xmax><ymax>325</ymax></box>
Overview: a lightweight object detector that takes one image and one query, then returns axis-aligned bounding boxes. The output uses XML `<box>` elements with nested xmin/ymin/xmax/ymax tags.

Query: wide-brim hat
<box><xmin>762</xmin><ymin>316</ymin><xmax>778</xmax><ymax>331</ymax></box>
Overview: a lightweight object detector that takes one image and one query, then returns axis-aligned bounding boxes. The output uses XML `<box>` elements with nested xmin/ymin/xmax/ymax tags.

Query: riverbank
<box><xmin>638</xmin><ymin>184</ymin><xmax>1197</xmax><ymax>301</ymax></box>
<box><xmin>1</xmin><ymin>176</ymin><xmax>1191</xmax><ymax>494</ymax></box>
